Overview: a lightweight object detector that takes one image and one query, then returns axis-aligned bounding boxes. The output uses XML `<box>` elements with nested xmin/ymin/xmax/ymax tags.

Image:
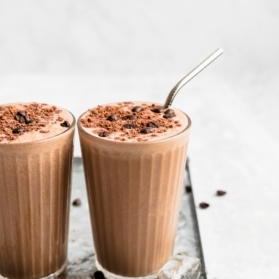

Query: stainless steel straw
<box><xmin>163</xmin><ymin>48</ymin><xmax>223</xmax><ymax>109</ymax></box>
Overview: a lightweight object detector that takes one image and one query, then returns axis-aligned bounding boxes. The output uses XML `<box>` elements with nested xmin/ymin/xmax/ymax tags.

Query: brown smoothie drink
<box><xmin>78</xmin><ymin>101</ymin><xmax>191</xmax><ymax>278</ymax></box>
<box><xmin>0</xmin><ymin>103</ymin><xmax>75</xmax><ymax>279</ymax></box>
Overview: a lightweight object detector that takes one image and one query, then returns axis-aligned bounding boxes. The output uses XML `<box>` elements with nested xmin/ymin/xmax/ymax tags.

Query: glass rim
<box><xmin>0</xmin><ymin>104</ymin><xmax>76</xmax><ymax>146</ymax></box>
<box><xmin>77</xmin><ymin>104</ymin><xmax>191</xmax><ymax>145</ymax></box>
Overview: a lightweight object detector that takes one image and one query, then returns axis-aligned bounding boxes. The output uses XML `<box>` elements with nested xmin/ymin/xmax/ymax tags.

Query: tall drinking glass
<box><xmin>78</xmin><ymin>101</ymin><xmax>191</xmax><ymax>278</ymax></box>
<box><xmin>0</xmin><ymin>103</ymin><xmax>75</xmax><ymax>278</ymax></box>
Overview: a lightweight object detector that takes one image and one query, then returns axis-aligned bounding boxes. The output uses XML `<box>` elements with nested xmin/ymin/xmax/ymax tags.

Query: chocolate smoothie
<box><xmin>78</xmin><ymin>102</ymin><xmax>191</xmax><ymax>277</ymax></box>
<box><xmin>0</xmin><ymin>103</ymin><xmax>75</xmax><ymax>279</ymax></box>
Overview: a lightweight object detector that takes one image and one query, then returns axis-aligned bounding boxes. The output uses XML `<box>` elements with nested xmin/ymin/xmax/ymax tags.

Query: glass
<box><xmin>0</xmin><ymin>108</ymin><xmax>75</xmax><ymax>278</ymax></box>
<box><xmin>78</xmin><ymin>103</ymin><xmax>191</xmax><ymax>278</ymax></box>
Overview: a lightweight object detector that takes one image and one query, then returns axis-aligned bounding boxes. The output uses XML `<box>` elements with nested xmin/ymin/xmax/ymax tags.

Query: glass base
<box><xmin>0</xmin><ymin>260</ymin><xmax>67</xmax><ymax>279</ymax></box>
<box><xmin>96</xmin><ymin>259</ymin><xmax>157</xmax><ymax>279</ymax></box>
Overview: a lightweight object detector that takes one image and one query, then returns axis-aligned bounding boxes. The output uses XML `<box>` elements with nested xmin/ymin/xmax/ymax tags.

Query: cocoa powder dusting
<box><xmin>0</xmin><ymin>103</ymin><xmax>67</xmax><ymax>142</ymax></box>
<box><xmin>80</xmin><ymin>103</ymin><xmax>183</xmax><ymax>142</ymax></box>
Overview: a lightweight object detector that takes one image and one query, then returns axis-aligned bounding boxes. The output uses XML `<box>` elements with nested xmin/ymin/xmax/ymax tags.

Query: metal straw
<box><xmin>163</xmin><ymin>48</ymin><xmax>223</xmax><ymax>109</ymax></box>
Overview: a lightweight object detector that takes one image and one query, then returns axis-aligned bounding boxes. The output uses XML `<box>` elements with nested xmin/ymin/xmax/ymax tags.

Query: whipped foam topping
<box><xmin>79</xmin><ymin>102</ymin><xmax>189</xmax><ymax>142</ymax></box>
<box><xmin>0</xmin><ymin>103</ymin><xmax>73</xmax><ymax>144</ymax></box>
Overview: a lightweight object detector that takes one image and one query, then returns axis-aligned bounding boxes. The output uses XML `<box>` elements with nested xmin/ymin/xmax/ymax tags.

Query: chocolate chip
<box><xmin>72</xmin><ymin>198</ymin><xmax>81</xmax><ymax>206</ymax></box>
<box><xmin>216</xmin><ymin>190</ymin><xmax>227</xmax><ymax>196</ymax></box>
<box><xmin>122</xmin><ymin>115</ymin><xmax>137</xmax><ymax>120</ymax></box>
<box><xmin>165</xmin><ymin>109</ymin><xmax>175</xmax><ymax>114</ymax></box>
<box><xmin>199</xmin><ymin>202</ymin><xmax>209</xmax><ymax>209</ymax></box>
<box><xmin>186</xmin><ymin>185</ymin><xmax>192</xmax><ymax>193</ymax></box>
<box><xmin>94</xmin><ymin>271</ymin><xmax>105</xmax><ymax>279</ymax></box>
<box><xmin>151</xmin><ymin>107</ymin><xmax>164</xmax><ymax>113</ymax></box>
<box><xmin>18</xmin><ymin>116</ymin><xmax>26</xmax><ymax>123</ymax></box>
<box><xmin>14</xmin><ymin>114</ymin><xmax>24</xmax><ymax>122</ymax></box>
<box><xmin>123</xmin><ymin>123</ymin><xmax>136</xmax><ymax>129</ymax></box>
<box><xmin>12</xmin><ymin>127</ymin><xmax>24</xmax><ymax>134</ymax></box>
<box><xmin>163</xmin><ymin>109</ymin><xmax>176</xmax><ymax>118</ymax></box>
<box><xmin>146</xmin><ymin>121</ymin><xmax>159</xmax><ymax>128</ymax></box>
<box><xmin>131</xmin><ymin>106</ymin><xmax>142</xmax><ymax>112</ymax></box>
<box><xmin>107</xmin><ymin>114</ymin><xmax>118</xmax><ymax>121</ymax></box>
<box><xmin>164</xmin><ymin>113</ymin><xmax>175</xmax><ymax>119</ymax></box>
<box><xmin>99</xmin><ymin>131</ymin><xmax>109</xmax><ymax>137</ymax></box>
<box><xmin>25</xmin><ymin>117</ymin><xmax>36</xmax><ymax>124</ymax></box>
<box><xmin>60</xmin><ymin>121</ymin><xmax>70</xmax><ymax>127</ymax></box>
<box><xmin>140</xmin><ymin>127</ymin><xmax>155</xmax><ymax>134</ymax></box>
<box><xmin>17</xmin><ymin>111</ymin><xmax>26</xmax><ymax>117</ymax></box>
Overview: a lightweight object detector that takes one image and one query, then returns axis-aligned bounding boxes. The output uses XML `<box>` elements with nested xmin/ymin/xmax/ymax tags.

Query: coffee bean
<box><xmin>131</xmin><ymin>106</ymin><xmax>142</xmax><ymax>112</ymax></box>
<box><xmin>163</xmin><ymin>109</ymin><xmax>176</xmax><ymax>118</ymax></box>
<box><xmin>123</xmin><ymin>123</ymin><xmax>136</xmax><ymax>129</ymax></box>
<box><xmin>146</xmin><ymin>121</ymin><xmax>159</xmax><ymax>128</ymax></box>
<box><xmin>93</xmin><ymin>271</ymin><xmax>105</xmax><ymax>279</ymax></box>
<box><xmin>199</xmin><ymin>202</ymin><xmax>209</xmax><ymax>209</ymax></box>
<box><xmin>98</xmin><ymin>131</ymin><xmax>109</xmax><ymax>137</ymax></box>
<box><xmin>12</xmin><ymin>127</ymin><xmax>24</xmax><ymax>134</ymax></box>
<box><xmin>107</xmin><ymin>114</ymin><xmax>118</xmax><ymax>121</ymax></box>
<box><xmin>17</xmin><ymin>111</ymin><xmax>26</xmax><ymax>117</ymax></box>
<box><xmin>122</xmin><ymin>115</ymin><xmax>137</xmax><ymax>120</ymax></box>
<box><xmin>72</xmin><ymin>198</ymin><xmax>81</xmax><ymax>206</ymax></box>
<box><xmin>151</xmin><ymin>107</ymin><xmax>164</xmax><ymax>113</ymax></box>
<box><xmin>216</xmin><ymin>190</ymin><xmax>227</xmax><ymax>196</ymax></box>
<box><xmin>60</xmin><ymin>121</ymin><xmax>70</xmax><ymax>127</ymax></box>
<box><xmin>140</xmin><ymin>127</ymin><xmax>155</xmax><ymax>134</ymax></box>
<box><xmin>186</xmin><ymin>185</ymin><xmax>192</xmax><ymax>193</ymax></box>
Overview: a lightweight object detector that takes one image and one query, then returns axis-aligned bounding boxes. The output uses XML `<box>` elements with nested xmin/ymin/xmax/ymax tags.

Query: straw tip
<box><xmin>217</xmin><ymin>48</ymin><xmax>224</xmax><ymax>54</ymax></box>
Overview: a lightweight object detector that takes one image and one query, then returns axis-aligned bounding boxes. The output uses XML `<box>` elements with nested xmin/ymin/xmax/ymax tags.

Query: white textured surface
<box><xmin>188</xmin><ymin>75</ymin><xmax>279</xmax><ymax>279</ymax></box>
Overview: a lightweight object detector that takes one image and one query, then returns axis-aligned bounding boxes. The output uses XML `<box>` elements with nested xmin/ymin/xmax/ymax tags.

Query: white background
<box><xmin>1</xmin><ymin>1</ymin><xmax>279</xmax><ymax>278</ymax></box>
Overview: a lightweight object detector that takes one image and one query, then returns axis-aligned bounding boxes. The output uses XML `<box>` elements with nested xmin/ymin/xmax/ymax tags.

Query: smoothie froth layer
<box><xmin>79</xmin><ymin>102</ymin><xmax>189</xmax><ymax>142</ymax></box>
<box><xmin>0</xmin><ymin>103</ymin><xmax>73</xmax><ymax>143</ymax></box>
